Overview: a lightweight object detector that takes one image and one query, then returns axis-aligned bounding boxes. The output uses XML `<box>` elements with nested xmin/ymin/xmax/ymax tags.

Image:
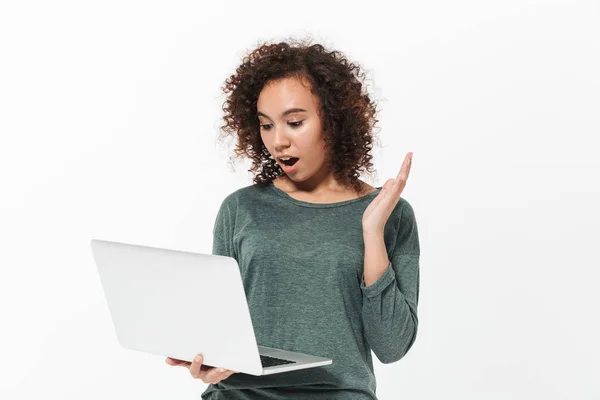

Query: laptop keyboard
<box><xmin>260</xmin><ymin>354</ymin><xmax>297</xmax><ymax>368</ymax></box>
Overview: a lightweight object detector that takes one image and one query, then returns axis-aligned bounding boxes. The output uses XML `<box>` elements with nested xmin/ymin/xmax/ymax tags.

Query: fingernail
<box><xmin>195</xmin><ymin>355</ymin><xmax>202</xmax><ymax>363</ymax></box>
<box><xmin>219</xmin><ymin>368</ymin><xmax>226</xmax><ymax>373</ymax></box>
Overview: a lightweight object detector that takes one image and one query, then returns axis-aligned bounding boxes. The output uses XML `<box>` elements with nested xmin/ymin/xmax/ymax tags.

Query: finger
<box><xmin>189</xmin><ymin>354</ymin><xmax>204</xmax><ymax>378</ymax></box>
<box><xmin>394</xmin><ymin>164</ymin><xmax>411</xmax><ymax>196</ymax></box>
<box><xmin>370</xmin><ymin>179</ymin><xmax>394</xmax><ymax>208</ymax></box>
<box><xmin>208</xmin><ymin>367</ymin><xmax>231</xmax><ymax>383</ymax></box>
<box><xmin>166</xmin><ymin>357</ymin><xmax>190</xmax><ymax>367</ymax></box>
<box><xmin>222</xmin><ymin>370</ymin><xmax>237</xmax><ymax>380</ymax></box>
<box><xmin>396</xmin><ymin>153</ymin><xmax>412</xmax><ymax>181</ymax></box>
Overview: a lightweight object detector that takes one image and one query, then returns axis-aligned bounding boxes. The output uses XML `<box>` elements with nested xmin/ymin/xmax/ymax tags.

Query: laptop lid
<box><xmin>90</xmin><ymin>239</ymin><xmax>264</xmax><ymax>376</ymax></box>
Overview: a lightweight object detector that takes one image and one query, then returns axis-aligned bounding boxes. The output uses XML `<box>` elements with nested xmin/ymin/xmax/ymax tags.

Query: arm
<box><xmin>212</xmin><ymin>195</ymin><xmax>237</xmax><ymax>259</ymax></box>
<box><xmin>360</xmin><ymin>200</ymin><xmax>420</xmax><ymax>364</ymax></box>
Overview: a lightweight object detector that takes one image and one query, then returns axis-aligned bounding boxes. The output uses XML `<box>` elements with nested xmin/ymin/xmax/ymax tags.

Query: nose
<box><xmin>272</xmin><ymin>125</ymin><xmax>291</xmax><ymax>151</ymax></box>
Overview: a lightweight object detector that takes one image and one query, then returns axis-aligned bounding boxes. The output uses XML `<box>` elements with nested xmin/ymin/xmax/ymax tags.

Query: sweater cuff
<box><xmin>360</xmin><ymin>261</ymin><xmax>395</xmax><ymax>298</ymax></box>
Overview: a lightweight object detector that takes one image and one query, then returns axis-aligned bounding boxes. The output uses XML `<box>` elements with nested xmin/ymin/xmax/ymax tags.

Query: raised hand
<box><xmin>362</xmin><ymin>152</ymin><xmax>413</xmax><ymax>235</ymax></box>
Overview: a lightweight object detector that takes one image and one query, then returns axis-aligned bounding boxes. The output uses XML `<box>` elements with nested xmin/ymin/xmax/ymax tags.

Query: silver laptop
<box><xmin>90</xmin><ymin>239</ymin><xmax>332</xmax><ymax>376</ymax></box>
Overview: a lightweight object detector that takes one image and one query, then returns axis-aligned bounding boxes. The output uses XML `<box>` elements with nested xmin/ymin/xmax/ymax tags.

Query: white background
<box><xmin>1</xmin><ymin>1</ymin><xmax>599</xmax><ymax>399</ymax></box>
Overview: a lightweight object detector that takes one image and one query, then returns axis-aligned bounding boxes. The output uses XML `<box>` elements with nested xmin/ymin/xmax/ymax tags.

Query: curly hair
<box><xmin>217</xmin><ymin>35</ymin><xmax>382</xmax><ymax>195</ymax></box>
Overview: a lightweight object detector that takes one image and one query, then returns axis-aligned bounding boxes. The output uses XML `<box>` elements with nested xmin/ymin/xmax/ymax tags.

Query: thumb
<box><xmin>367</xmin><ymin>179</ymin><xmax>393</xmax><ymax>210</ymax></box>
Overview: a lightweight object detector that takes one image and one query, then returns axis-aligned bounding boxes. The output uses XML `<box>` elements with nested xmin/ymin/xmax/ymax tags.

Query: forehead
<box><xmin>257</xmin><ymin>76</ymin><xmax>318</xmax><ymax>113</ymax></box>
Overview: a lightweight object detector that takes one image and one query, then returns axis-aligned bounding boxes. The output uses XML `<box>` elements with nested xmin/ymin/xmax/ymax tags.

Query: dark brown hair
<box><xmin>217</xmin><ymin>35</ymin><xmax>382</xmax><ymax>195</ymax></box>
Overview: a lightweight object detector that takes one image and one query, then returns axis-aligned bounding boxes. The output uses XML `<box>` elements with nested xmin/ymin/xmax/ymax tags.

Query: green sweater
<box><xmin>201</xmin><ymin>182</ymin><xmax>420</xmax><ymax>400</ymax></box>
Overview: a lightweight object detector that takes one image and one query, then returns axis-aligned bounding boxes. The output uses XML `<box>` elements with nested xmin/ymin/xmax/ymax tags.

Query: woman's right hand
<box><xmin>165</xmin><ymin>354</ymin><xmax>239</xmax><ymax>384</ymax></box>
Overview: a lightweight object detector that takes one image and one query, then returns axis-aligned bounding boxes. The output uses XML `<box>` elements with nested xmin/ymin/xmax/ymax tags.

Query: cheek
<box><xmin>301</xmin><ymin>129</ymin><xmax>327</xmax><ymax>154</ymax></box>
<box><xmin>260</xmin><ymin>135</ymin><xmax>272</xmax><ymax>153</ymax></box>
<box><xmin>313</xmin><ymin>138</ymin><xmax>328</xmax><ymax>157</ymax></box>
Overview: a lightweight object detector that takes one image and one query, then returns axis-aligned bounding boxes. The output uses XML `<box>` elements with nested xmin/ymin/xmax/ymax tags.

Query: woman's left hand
<box><xmin>362</xmin><ymin>152</ymin><xmax>413</xmax><ymax>235</ymax></box>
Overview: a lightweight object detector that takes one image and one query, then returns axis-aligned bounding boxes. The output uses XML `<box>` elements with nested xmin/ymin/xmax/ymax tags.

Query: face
<box><xmin>257</xmin><ymin>76</ymin><xmax>333</xmax><ymax>192</ymax></box>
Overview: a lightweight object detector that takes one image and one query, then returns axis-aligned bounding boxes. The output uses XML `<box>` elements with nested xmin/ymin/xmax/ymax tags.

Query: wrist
<box><xmin>362</xmin><ymin>227</ymin><xmax>384</xmax><ymax>238</ymax></box>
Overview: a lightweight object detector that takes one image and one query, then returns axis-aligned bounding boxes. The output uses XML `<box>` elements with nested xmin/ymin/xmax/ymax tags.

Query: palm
<box><xmin>362</xmin><ymin>152</ymin><xmax>413</xmax><ymax>234</ymax></box>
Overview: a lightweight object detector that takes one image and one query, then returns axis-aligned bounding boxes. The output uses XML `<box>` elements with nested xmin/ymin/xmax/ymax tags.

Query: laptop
<box><xmin>89</xmin><ymin>239</ymin><xmax>333</xmax><ymax>376</ymax></box>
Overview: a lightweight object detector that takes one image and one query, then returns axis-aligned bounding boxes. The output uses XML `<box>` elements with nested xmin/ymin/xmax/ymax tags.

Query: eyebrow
<box><xmin>257</xmin><ymin>108</ymin><xmax>307</xmax><ymax>119</ymax></box>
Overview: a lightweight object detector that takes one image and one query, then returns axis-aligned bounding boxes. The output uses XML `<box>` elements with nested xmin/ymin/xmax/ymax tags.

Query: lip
<box><xmin>279</xmin><ymin>158</ymin><xmax>299</xmax><ymax>174</ymax></box>
<box><xmin>277</xmin><ymin>154</ymin><xmax>297</xmax><ymax>160</ymax></box>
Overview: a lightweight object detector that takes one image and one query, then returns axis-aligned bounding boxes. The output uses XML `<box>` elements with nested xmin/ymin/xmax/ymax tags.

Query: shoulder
<box><xmin>386</xmin><ymin>196</ymin><xmax>416</xmax><ymax>223</ymax></box>
<box><xmin>398</xmin><ymin>197</ymin><xmax>416</xmax><ymax>220</ymax></box>
<box><xmin>218</xmin><ymin>183</ymin><xmax>270</xmax><ymax>209</ymax></box>
<box><xmin>394</xmin><ymin>197</ymin><xmax>420</xmax><ymax>253</ymax></box>
<box><xmin>390</xmin><ymin>197</ymin><xmax>418</xmax><ymax>235</ymax></box>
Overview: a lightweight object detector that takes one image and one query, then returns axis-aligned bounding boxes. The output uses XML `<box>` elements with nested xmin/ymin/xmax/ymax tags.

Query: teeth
<box><xmin>281</xmin><ymin>157</ymin><xmax>291</xmax><ymax>161</ymax></box>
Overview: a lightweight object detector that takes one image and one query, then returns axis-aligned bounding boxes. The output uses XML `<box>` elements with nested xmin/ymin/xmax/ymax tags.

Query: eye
<box><xmin>260</xmin><ymin>121</ymin><xmax>304</xmax><ymax>131</ymax></box>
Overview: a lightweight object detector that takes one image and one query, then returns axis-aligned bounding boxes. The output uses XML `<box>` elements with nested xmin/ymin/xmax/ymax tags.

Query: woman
<box><xmin>166</xmin><ymin>36</ymin><xmax>420</xmax><ymax>400</ymax></box>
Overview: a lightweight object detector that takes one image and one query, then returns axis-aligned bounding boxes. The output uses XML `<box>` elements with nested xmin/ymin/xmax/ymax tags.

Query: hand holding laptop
<box><xmin>166</xmin><ymin>353</ymin><xmax>239</xmax><ymax>384</ymax></box>
<box><xmin>90</xmin><ymin>239</ymin><xmax>332</xmax><ymax>376</ymax></box>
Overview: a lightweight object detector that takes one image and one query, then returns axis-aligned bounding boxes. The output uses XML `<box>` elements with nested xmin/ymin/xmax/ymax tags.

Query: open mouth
<box><xmin>280</xmin><ymin>157</ymin><xmax>299</xmax><ymax>166</ymax></box>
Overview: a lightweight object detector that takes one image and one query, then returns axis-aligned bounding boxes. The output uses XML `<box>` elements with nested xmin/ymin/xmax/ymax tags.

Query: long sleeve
<box><xmin>359</xmin><ymin>199</ymin><xmax>420</xmax><ymax>364</ymax></box>
<box><xmin>211</xmin><ymin>195</ymin><xmax>237</xmax><ymax>259</ymax></box>
<box><xmin>203</xmin><ymin>183</ymin><xmax>418</xmax><ymax>399</ymax></box>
